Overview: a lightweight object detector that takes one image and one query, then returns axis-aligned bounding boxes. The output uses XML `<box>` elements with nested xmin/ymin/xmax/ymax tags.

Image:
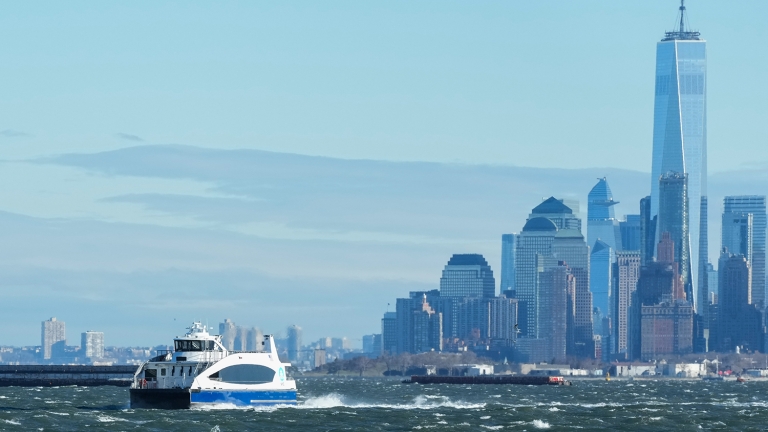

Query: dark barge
<box><xmin>0</xmin><ymin>365</ymin><xmax>135</xmax><ymax>387</ymax></box>
<box><xmin>405</xmin><ymin>375</ymin><xmax>570</xmax><ymax>385</ymax></box>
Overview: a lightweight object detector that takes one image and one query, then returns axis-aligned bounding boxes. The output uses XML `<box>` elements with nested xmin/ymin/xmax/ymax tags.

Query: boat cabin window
<box><xmin>174</xmin><ymin>340</ymin><xmax>215</xmax><ymax>351</ymax></box>
<box><xmin>145</xmin><ymin>369</ymin><xmax>157</xmax><ymax>381</ymax></box>
<box><xmin>209</xmin><ymin>365</ymin><xmax>276</xmax><ymax>384</ymax></box>
<box><xmin>160</xmin><ymin>368</ymin><xmax>167</xmax><ymax>376</ymax></box>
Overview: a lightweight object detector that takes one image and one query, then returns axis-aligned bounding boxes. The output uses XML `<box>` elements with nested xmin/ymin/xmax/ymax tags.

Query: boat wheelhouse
<box><xmin>130</xmin><ymin>322</ymin><xmax>296</xmax><ymax>409</ymax></box>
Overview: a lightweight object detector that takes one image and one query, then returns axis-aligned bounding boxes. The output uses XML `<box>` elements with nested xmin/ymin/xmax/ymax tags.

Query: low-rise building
<box><xmin>607</xmin><ymin>363</ymin><xmax>658</xmax><ymax>377</ymax></box>
<box><xmin>468</xmin><ymin>365</ymin><xmax>494</xmax><ymax>376</ymax></box>
<box><xmin>662</xmin><ymin>362</ymin><xmax>706</xmax><ymax>377</ymax></box>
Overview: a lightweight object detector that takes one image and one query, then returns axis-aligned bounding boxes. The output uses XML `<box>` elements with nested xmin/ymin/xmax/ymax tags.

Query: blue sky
<box><xmin>2</xmin><ymin>1</ymin><xmax>767</xmax><ymax>169</ymax></box>
<box><xmin>1</xmin><ymin>1</ymin><xmax>767</xmax><ymax>346</ymax></box>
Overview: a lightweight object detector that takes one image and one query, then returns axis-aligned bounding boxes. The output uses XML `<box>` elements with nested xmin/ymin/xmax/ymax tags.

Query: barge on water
<box><xmin>404</xmin><ymin>375</ymin><xmax>570</xmax><ymax>385</ymax></box>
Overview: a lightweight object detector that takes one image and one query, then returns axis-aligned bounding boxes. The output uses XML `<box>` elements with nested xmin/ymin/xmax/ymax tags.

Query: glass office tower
<box><xmin>587</xmin><ymin>177</ymin><xmax>620</xmax><ymax>252</ymax></box>
<box><xmin>500</xmin><ymin>234</ymin><xmax>517</xmax><ymax>296</ymax></box>
<box><xmin>723</xmin><ymin>196</ymin><xmax>767</xmax><ymax>307</ymax></box>
<box><xmin>649</xmin><ymin>3</ymin><xmax>707</xmax><ymax>312</ymax></box>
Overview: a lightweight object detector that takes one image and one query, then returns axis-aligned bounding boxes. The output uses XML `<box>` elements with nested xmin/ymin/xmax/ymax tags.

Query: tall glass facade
<box><xmin>620</xmin><ymin>215</ymin><xmax>642</xmax><ymax>251</ymax></box>
<box><xmin>590</xmin><ymin>239</ymin><xmax>614</xmax><ymax>324</ymax></box>
<box><xmin>649</xmin><ymin>13</ymin><xmax>707</xmax><ymax>313</ymax></box>
<box><xmin>552</xmin><ymin>229</ymin><xmax>593</xmax><ymax>358</ymax></box>
<box><xmin>657</xmin><ymin>171</ymin><xmax>692</xmax><ymax>303</ymax></box>
<box><xmin>515</xmin><ymin>217</ymin><xmax>558</xmax><ymax>337</ymax></box>
<box><xmin>587</xmin><ymin>178</ymin><xmax>620</xmax><ymax>252</ymax></box>
<box><xmin>724</xmin><ymin>196</ymin><xmax>767</xmax><ymax>307</ymax></box>
<box><xmin>500</xmin><ymin>234</ymin><xmax>517</xmax><ymax>295</ymax></box>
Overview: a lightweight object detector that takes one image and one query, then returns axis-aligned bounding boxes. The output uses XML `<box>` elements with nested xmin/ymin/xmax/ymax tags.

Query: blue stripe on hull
<box><xmin>190</xmin><ymin>390</ymin><xmax>297</xmax><ymax>406</ymax></box>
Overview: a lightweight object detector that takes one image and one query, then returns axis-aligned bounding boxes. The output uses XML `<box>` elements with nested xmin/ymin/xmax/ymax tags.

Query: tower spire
<box><xmin>662</xmin><ymin>0</ymin><xmax>699</xmax><ymax>41</ymax></box>
<box><xmin>679</xmin><ymin>0</ymin><xmax>686</xmax><ymax>33</ymax></box>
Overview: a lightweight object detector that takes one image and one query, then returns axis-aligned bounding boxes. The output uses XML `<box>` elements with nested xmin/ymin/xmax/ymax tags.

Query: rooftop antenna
<box><xmin>679</xmin><ymin>0</ymin><xmax>686</xmax><ymax>33</ymax></box>
<box><xmin>663</xmin><ymin>0</ymin><xmax>699</xmax><ymax>41</ymax></box>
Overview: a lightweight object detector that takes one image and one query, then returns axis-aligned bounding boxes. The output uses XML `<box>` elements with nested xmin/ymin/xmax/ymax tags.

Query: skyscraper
<box><xmin>537</xmin><ymin>259</ymin><xmax>572</xmax><ymax>364</ymax></box>
<box><xmin>612</xmin><ymin>250</ymin><xmax>641</xmax><ymax>357</ymax></box>
<box><xmin>591</xmin><ymin>239</ymin><xmax>614</xmax><ymax>322</ymax></box>
<box><xmin>381</xmin><ymin>312</ymin><xmax>397</xmax><ymax>355</ymax></box>
<box><xmin>620</xmin><ymin>215</ymin><xmax>642</xmax><ymax>252</ymax></box>
<box><xmin>234</xmin><ymin>326</ymin><xmax>249</xmax><ymax>351</ymax></box>
<box><xmin>41</xmin><ymin>317</ymin><xmax>66</xmax><ymax>360</ymax></box>
<box><xmin>500</xmin><ymin>234</ymin><xmax>517</xmax><ymax>296</ymax></box>
<box><xmin>639</xmin><ymin>300</ymin><xmax>693</xmax><ymax>360</ymax></box>
<box><xmin>649</xmin><ymin>2</ymin><xmax>707</xmax><ymax>313</ymax></box>
<box><xmin>515</xmin><ymin>216</ymin><xmax>558</xmax><ymax>337</ymax></box>
<box><xmin>439</xmin><ymin>254</ymin><xmax>495</xmax><ymax>298</ymax></box>
<box><xmin>246</xmin><ymin>328</ymin><xmax>264</xmax><ymax>352</ymax></box>
<box><xmin>631</xmin><ymin>234</ymin><xmax>693</xmax><ymax>360</ymax></box>
<box><xmin>81</xmin><ymin>331</ymin><xmax>104</xmax><ymax>360</ymax></box>
<box><xmin>395</xmin><ymin>290</ymin><xmax>442</xmax><ymax>354</ymax></box>
<box><xmin>640</xmin><ymin>196</ymin><xmax>656</xmax><ymax>266</ymax></box>
<box><xmin>718</xmin><ymin>251</ymin><xmax>762</xmax><ymax>351</ymax></box>
<box><xmin>219</xmin><ymin>319</ymin><xmax>237</xmax><ymax>351</ymax></box>
<box><xmin>411</xmin><ymin>295</ymin><xmax>443</xmax><ymax>353</ymax></box>
<box><xmin>456</xmin><ymin>296</ymin><xmax>518</xmax><ymax>344</ymax></box>
<box><xmin>706</xmin><ymin>262</ymin><xmax>718</xmax><ymax>303</ymax></box>
<box><xmin>287</xmin><ymin>325</ymin><xmax>302</xmax><ymax>362</ymax></box>
<box><xmin>631</xmin><ymin>260</ymin><xmax>679</xmax><ymax>360</ymax></box>
<box><xmin>552</xmin><ymin>229</ymin><xmax>593</xmax><ymax>357</ymax></box>
<box><xmin>723</xmin><ymin>196</ymin><xmax>767</xmax><ymax>307</ymax></box>
<box><xmin>516</xmin><ymin>197</ymin><xmax>583</xmax><ymax>338</ymax></box>
<box><xmin>488</xmin><ymin>296</ymin><xmax>519</xmax><ymax>343</ymax></box>
<box><xmin>528</xmin><ymin>197</ymin><xmax>581</xmax><ymax>231</ymax></box>
<box><xmin>587</xmin><ymin>178</ymin><xmax>620</xmax><ymax>252</ymax></box>
<box><xmin>722</xmin><ymin>212</ymin><xmax>753</xmax><ymax>263</ymax></box>
<box><xmin>657</xmin><ymin>171</ymin><xmax>692</xmax><ymax>303</ymax></box>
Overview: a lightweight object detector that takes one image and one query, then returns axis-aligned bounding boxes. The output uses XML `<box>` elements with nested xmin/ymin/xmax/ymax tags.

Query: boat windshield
<box><xmin>175</xmin><ymin>340</ymin><xmax>215</xmax><ymax>351</ymax></box>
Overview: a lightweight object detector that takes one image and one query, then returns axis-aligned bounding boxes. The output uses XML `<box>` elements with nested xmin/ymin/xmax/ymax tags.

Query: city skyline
<box><xmin>2</xmin><ymin>2</ymin><xmax>768</xmax><ymax>347</ymax></box>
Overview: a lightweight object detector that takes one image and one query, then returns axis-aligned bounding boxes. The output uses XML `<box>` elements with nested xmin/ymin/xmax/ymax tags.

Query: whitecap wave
<box><xmin>189</xmin><ymin>393</ymin><xmax>484</xmax><ymax>411</ymax></box>
<box><xmin>298</xmin><ymin>393</ymin><xmax>485</xmax><ymax>410</ymax></box>
<box><xmin>96</xmin><ymin>414</ymin><xmax>131</xmax><ymax>423</ymax></box>
<box><xmin>191</xmin><ymin>402</ymin><xmax>282</xmax><ymax>412</ymax></box>
<box><xmin>532</xmin><ymin>419</ymin><xmax>551</xmax><ymax>429</ymax></box>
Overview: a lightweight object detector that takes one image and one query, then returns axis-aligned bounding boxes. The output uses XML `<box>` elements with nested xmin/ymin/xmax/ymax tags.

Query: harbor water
<box><xmin>0</xmin><ymin>377</ymin><xmax>766</xmax><ymax>431</ymax></box>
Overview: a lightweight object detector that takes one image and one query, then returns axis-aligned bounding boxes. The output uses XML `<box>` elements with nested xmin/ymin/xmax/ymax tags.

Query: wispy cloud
<box><xmin>38</xmin><ymin>144</ymin><xmax>652</xmax><ymax>238</ymax></box>
<box><xmin>0</xmin><ymin>129</ymin><xmax>31</xmax><ymax>138</ymax></box>
<box><xmin>116</xmin><ymin>132</ymin><xmax>144</xmax><ymax>142</ymax></box>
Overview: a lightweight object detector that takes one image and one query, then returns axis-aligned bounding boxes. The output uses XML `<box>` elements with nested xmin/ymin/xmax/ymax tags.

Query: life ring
<box><xmin>141</xmin><ymin>378</ymin><xmax>147</xmax><ymax>388</ymax></box>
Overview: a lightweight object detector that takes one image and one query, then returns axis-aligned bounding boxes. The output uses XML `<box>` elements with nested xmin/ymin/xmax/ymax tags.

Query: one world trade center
<box><xmin>649</xmin><ymin>1</ymin><xmax>707</xmax><ymax>312</ymax></box>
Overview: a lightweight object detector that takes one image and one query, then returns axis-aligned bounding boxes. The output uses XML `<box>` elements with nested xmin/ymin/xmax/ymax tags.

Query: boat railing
<box><xmin>131</xmin><ymin>360</ymin><xmax>148</xmax><ymax>389</ymax></box>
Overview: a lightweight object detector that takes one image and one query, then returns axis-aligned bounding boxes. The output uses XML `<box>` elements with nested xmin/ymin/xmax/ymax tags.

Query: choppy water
<box><xmin>0</xmin><ymin>378</ymin><xmax>766</xmax><ymax>431</ymax></box>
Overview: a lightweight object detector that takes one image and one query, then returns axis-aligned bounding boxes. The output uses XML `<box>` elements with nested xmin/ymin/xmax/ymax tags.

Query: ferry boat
<box><xmin>129</xmin><ymin>322</ymin><xmax>297</xmax><ymax>409</ymax></box>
